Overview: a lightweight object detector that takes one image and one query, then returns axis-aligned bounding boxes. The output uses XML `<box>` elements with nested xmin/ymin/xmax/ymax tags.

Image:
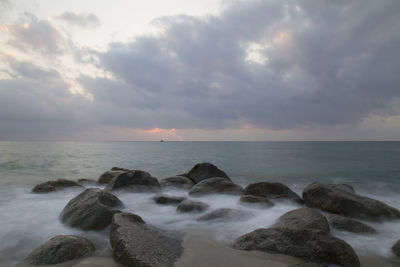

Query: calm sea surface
<box><xmin>1</xmin><ymin>141</ymin><xmax>400</xmax><ymax>266</ymax></box>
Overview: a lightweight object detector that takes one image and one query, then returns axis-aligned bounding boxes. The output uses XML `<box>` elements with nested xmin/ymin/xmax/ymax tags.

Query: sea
<box><xmin>1</xmin><ymin>141</ymin><xmax>400</xmax><ymax>266</ymax></box>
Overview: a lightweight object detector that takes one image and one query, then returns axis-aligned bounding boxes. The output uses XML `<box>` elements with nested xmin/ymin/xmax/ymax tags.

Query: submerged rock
<box><xmin>32</xmin><ymin>179</ymin><xmax>82</xmax><ymax>193</ymax></box>
<box><xmin>110</xmin><ymin>212</ymin><xmax>182</xmax><ymax>267</ymax></box>
<box><xmin>392</xmin><ymin>240</ymin><xmax>400</xmax><ymax>256</ymax></box>
<box><xmin>60</xmin><ymin>188</ymin><xmax>123</xmax><ymax>230</ymax></box>
<box><xmin>24</xmin><ymin>235</ymin><xmax>95</xmax><ymax>265</ymax></box>
<box><xmin>176</xmin><ymin>199</ymin><xmax>209</xmax><ymax>213</ymax></box>
<box><xmin>189</xmin><ymin>177</ymin><xmax>244</xmax><ymax>196</ymax></box>
<box><xmin>327</xmin><ymin>214</ymin><xmax>376</xmax><ymax>234</ymax></box>
<box><xmin>160</xmin><ymin>175</ymin><xmax>195</xmax><ymax>189</ymax></box>
<box><xmin>303</xmin><ymin>182</ymin><xmax>400</xmax><ymax>221</ymax></box>
<box><xmin>197</xmin><ymin>208</ymin><xmax>252</xmax><ymax>222</ymax></box>
<box><xmin>105</xmin><ymin>170</ymin><xmax>161</xmax><ymax>192</ymax></box>
<box><xmin>244</xmin><ymin>182</ymin><xmax>304</xmax><ymax>204</ymax></box>
<box><xmin>275</xmin><ymin>208</ymin><xmax>330</xmax><ymax>234</ymax></box>
<box><xmin>98</xmin><ymin>170</ymin><xmax>125</xmax><ymax>184</ymax></box>
<box><xmin>239</xmin><ymin>195</ymin><xmax>274</xmax><ymax>208</ymax></box>
<box><xmin>186</xmin><ymin>163</ymin><xmax>231</xmax><ymax>183</ymax></box>
<box><xmin>152</xmin><ymin>194</ymin><xmax>186</xmax><ymax>205</ymax></box>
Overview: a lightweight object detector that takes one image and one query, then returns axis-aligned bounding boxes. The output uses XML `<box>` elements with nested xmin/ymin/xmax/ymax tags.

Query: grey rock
<box><xmin>392</xmin><ymin>240</ymin><xmax>400</xmax><ymax>256</ymax></box>
<box><xmin>189</xmin><ymin>177</ymin><xmax>244</xmax><ymax>196</ymax></box>
<box><xmin>176</xmin><ymin>199</ymin><xmax>209</xmax><ymax>213</ymax></box>
<box><xmin>160</xmin><ymin>176</ymin><xmax>195</xmax><ymax>190</ymax></box>
<box><xmin>78</xmin><ymin>178</ymin><xmax>98</xmax><ymax>186</ymax></box>
<box><xmin>292</xmin><ymin>263</ymin><xmax>328</xmax><ymax>267</ymax></box>
<box><xmin>186</xmin><ymin>163</ymin><xmax>231</xmax><ymax>183</ymax></box>
<box><xmin>24</xmin><ymin>235</ymin><xmax>94</xmax><ymax>265</ymax></box>
<box><xmin>197</xmin><ymin>208</ymin><xmax>252</xmax><ymax>222</ymax></box>
<box><xmin>233</xmin><ymin>227</ymin><xmax>360</xmax><ymax>267</ymax></box>
<box><xmin>60</xmin><ymin>188</ymin><xmax>123</xmax><ymax>230</ymax></box>
<box><xmin>98</xmin><ymin>171</ymin><xmax>126</xmax><ymax>184</ymax></box>
<box><xmin>275</xmin><ymin>208</ymin><xmax>330</xmax><ymax>234</ymax></box>
<box><xmin>303</xmin><ymin>182</ymin><xmax>400</xmax><ymax>221</ymax></box>
<box><xmin>239</xmin><ymin>195</ymin><xmax>274</xmax><ymax>208</ymax></box>
<box><xmin>152</xmin><ymin>194</ymin><xmax>186</xmax><ymax>205</ymax></box>
<box><xmin>328</xmin><ymin>214</ymin><xmax>376</xmax><ymax>234</ymax></box>
<box><xmin>328</xmin><ymin>183</ymin><xmax>355</xmax><ymax>193</ymax></box>
<box><xmin>32</xmin><ymin>179</ymin><xmax>82</xmax><ymax>193</ymax></box>
<box><xmin>110</xmin><ymin>212</ymin><xmax>182</xmax><ymax>267</ymax></box>
<box><xmin>105</xmin><ymin>170</ymin><xmax>161</xmax><ymax>192</ymax></box>
<box><xmin>244</xmin><ymin>182</ymin><xmax>304</xmax><ymax>204</ymax></box>
<box><xmin>111</xmin><ymin>167</ymin><xmax>135</xmax><ymax>172</ymax></box>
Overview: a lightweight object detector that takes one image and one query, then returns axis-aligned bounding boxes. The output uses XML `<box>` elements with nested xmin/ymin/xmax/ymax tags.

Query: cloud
<box><xmin>80</xmin><ymin>0</ymin><xmax>400</xmax><ymax>131</ymax></box>
<box><xmin>57</xmin><ymin>12</ymin><xmax>100</xmax><ymax>28</ymax></box>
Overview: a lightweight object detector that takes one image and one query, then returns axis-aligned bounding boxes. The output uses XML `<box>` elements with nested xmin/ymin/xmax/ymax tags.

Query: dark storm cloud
<box><xmin>57</xmin><ymin>12</ymin><xmax>100</xmax><ymax>28</ymax></box>
<box><xmin>81</xmin><ymin>0</ymin><xmax>400</xmax><ymax>130</ymax></box>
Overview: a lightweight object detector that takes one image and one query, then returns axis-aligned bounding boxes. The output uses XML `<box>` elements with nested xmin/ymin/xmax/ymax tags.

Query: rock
<box><xmin>176</xmin><ymin>199</ymin><xmax>209</xmax><ymax>213</ymax></box>
<box><xmin>328</xmin><ymin>214</ymin><xmax>376</xmax><ymax>234</ymax></box>
<box><xmin>244</xmin><ymin>182</ymin><xmax>304</xmax><ymax>204</ymax></box>
<box><xmin>393</xmin><ymin>240</ymin><xmax>400</xmax><ymax>256</ymax></box>
<box><xmin>98</xmin><ymin>171</ymin><xmax>126</xmax><ymax>184</ymax></box>
<box><xmin>275</xmin><ymin>208</ymin><xmax>330</xmax><ymax>234</ymax></box>
<box><xmin>160</xmin><ymin>176</ymin><xmax>195</xmax><ymax>189</ymax></box>
<box><xmin>78</xmin><ymin>178</ymin><xmax>98</xmax><ymax>186</ymax></box>
<box><xmin>303</xmin><ymin>182</ymin><xmax>400</xmax><ymax>221</ymax></box>
<box><xmin>32</xmin><ymin>179</ymin><xmax>82</xmax><ymax>193</ymax></box>
<box><xmin>328</xmin><ymin>183</ymin><xmax>355</xmax><ymax>193</ymax></box>
<box><xmin>239</xmin><ymin>195</ymin><xmax>274</xmax><ymax>208</ymax></box>
<box><xmin>233</xmin><ymin>227</ymin><xmax>360</xmax><ymax>267</ymax></box>
<box><xmin>110</xmin><ymin>212</ymin><xmax>182</xmax><ymax>267</ymax></box>
<box><xmin>111</xmin><ymin>167</ymin><xmax>134</xmax><ymax>172</ymax></box>
<box><xmin>186</xmin><ymin>163</ymin><xmax>231</xmax><ymax>183</ymax></box>
<box><xmin>197</xmin><ymin>208</ymin><xmax>252</xmax><ymax>222</ymax></box>
<box><xmin>60</xmin><ymin>188</ymin><xmax>123</xmax><ymax>230</ymax></box>
<box><xmin>105</xmin><ymin>170</ymin><xmax>161</xmax><ymax>192</ymax></box>
<box><xmin>24</xmin><ymin>235</ymin><xmax>95</xmax><ymax>265</ymax></box>
<box><xmin>189</xmin><ymin>177</ymin><xmax>244</xmax><ymax>196</ymax></box>
<box><xmin>292</xmin><ymin>263</ymin><xmax>328</xmax><ymax>267</ymax></box>
<box><xmin>152</xmin><ymin>194</ymin><xmax>186</xmax><ymax>205</ymax></box>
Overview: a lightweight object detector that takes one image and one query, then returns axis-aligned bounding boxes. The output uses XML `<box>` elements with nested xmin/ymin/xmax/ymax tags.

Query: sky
<box><xmin>0</xmin><ymin>0</ymin><xmax>400</xmax><ymax>141</ymax></box>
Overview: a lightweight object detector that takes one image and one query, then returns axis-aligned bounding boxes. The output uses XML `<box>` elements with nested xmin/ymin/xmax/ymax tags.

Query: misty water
<box><xmin>1</xmin><ymin>141</ymin><xmax>400</xmax><ymax>266</ymax></box>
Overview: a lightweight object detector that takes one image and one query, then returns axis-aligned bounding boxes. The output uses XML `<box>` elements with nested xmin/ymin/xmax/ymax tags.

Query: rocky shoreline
<box><xmin>18</xmin><ymin>163</ymin><xmax>400</xmax><ymax>266</ymax></box>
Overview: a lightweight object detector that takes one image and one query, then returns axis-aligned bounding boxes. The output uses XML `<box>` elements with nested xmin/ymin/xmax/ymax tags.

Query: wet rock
<box><xmin>197</xmin><ymin>208</ymin><xmax>252</xmax><ymax>222</ymax></box>
<box><xmin>98</xmin><ymin>170</ymin><xmax>125</xmax><ymax>184</ymax></box>
<box><xmin>176</xmin><ymin>199</ymin><xmax>209</xmax><ymax>213</ymax></box>
<box><xmin>328</xmin><ymin>183</ymin><xmax>355</xmax><ymax>193</ymax></box>
<box><xmin>152</xmin><ymin>194</ymin><xmax>186</xmax><ymax>205</ymax></box>
<box><xmin>186</xmin><ymin>163</ymin><xmax>231</xmax><ymax>183</ymax></box>
<box><xmin>328</xmin><ymin>214</ymin><xmax>376</xmax><ymax>234</ymax></box>
<box><xmin>60</xmin><ymin>188</ymin><xmax>123</xmax><ymax>230</ymax></box>
<box><xmin>105</xmin><ymin>170</ymin><xmax>161</xmax><ymax>192</ymax></box>
<box><xmin>275</xmin><ymin>208</ymin><xmax>330</xmax><ymax>234</ymax></box>
<box><xmin>78</xmin><ymin>178</ymin><xmax>98</xmax><ymax>186</ymax></box>
<box><xmin>24</xmin><ymin>235</ymin><xmax>95</xmax><ymax>265</ymax></box>
<box><xmin>189</xmin><ymin>177</ymin><xmax>244</xmax><ymax>196</ymax></box>
<box><xmin>233</xmin><ymin>228</ymin><xmax>360</xmax><ymax>267</ymax></box>
<box><xmin>244</xmin><ymin>182</ymin><xmax>304</xmax><ymax>204</ymax></box>
<box><xmin>303</xmin><ymin>182</ymin><xmax>400</xmax><ymax>221</ymax></box>
<box><xmin>160</xmin><ymin>175</ymin><xmax>195</xmax><ymax>190</ymax></box>
<box><xmin>239</xmin><ymin>195</ymin><xmax>274</xmax><ymax>208</ymax></box>
<box><xmin>392</xmin><ymin>240</ymin><xmax>400</xmax><ymax>256</ymax></box>
<box><xmin>292</xmin><ymin>263</ymin><xmax>328</xmax><ymax>267</ymax></box>
<box><xmin>32</xmin><ymin>179</ymin><xmax>82</xmax><ymax>193</ymax></box>
<box><xmin>110</xmin><ymin>212</ymin><xmax>182</xmax><ymax>267</ymax></box>
<box><xmin>110</xmin><ymin>167</ymin><xmax>134</xmax><ymax>172</ymax></box>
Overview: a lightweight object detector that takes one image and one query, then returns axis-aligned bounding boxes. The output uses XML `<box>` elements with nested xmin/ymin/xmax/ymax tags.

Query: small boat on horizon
<box><xmin>160</xmin><ymin>139</ymin><xmax>164</xmax><ymax>142</ymax></box>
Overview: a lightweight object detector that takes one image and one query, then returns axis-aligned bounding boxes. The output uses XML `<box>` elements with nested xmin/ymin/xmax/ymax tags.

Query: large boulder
<box><xmin>60</xmin><ymin>188</ymin><xmax>123</xmax><ymax>230</ymax></box>
<box><xmin>152</xmin><ymin>194</ymin><xmax>186</xmax><ymax>205</ymax></box>
<box><xmin>392</xmin><ymin>240</ymin><xmax>400</xmax><ymax>256</ymax></box>
<box><xmin>244</xmin><ymin>182</ymin><xmax>303</xmax><ymax>204</ymax></box>
<box><xmin>105</xmin><ymin>170</ymin><xmax>161</xmax><ymax>192</ymax></box>
<box><xmin>160</xmin><ymin>176</ymin><xmax>195</xmax><ymax>190</ymax></box>
<box><xmin>233</xmin><ymin>228</ymin><xmax>360</xmax><ymax>267</ymax></box>
<box><xmin>186</xmin><ymin>163</ymin><xmax>231</xmax><ymax>183</ymax></box>
<box><xmin>110</xmin><ymin>212</ymin><xmax>183</xmax><ymax>267</ymax></box>
<box><xmin>23</xmin><ymin>235</ymin><xmax>95</xmax><ymax>265</ymax></box>
<box><xmin>239</xmin><ymin>195</ymin><xmax>274</xmax><ymax>208</ymax></box>
<box><xmin>98</xmin><ymin>170</ymin><xmax>126</xmax><ymax>184</ymax></box>
<box><xmin>197</xmin><ymin>208</ymin><xmax>252</xmax><ymax>222</ymax></box>
<box><xmin>176</xmin><ymin>199</ymin><xmax>209</xmax><ymax>213</ymax></box>
<box><xmin>275</xmin><ymin>208</ymin><xmax>330</xmax><ymax>234</ymax></box>
<box><xmin>189</xmin><ymin>177</ymin><xmax>244</xmax><ymax>196</ymax></box>
<box><xmin>32</xmin><ymin>179</ymin><xmax>82</xmax><ymax>193</ymax></box>
<box><xmin>303</xmin><ymin>182</ymin><xmax>400</xmax><ymax>221</ymax></box>
<box><xmin>327</xmin><ymin>214</ymin><xmax>376</xmax><ymax>234</ymax></box>
<box><xmin>328</xmin><ymin>183</ymin><xmax>355</xmax><ymax>193</ymax></box>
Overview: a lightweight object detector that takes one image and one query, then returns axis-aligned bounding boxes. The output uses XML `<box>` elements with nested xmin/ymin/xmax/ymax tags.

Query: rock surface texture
<box><xmin>152</xmin><ymin>194</ymin><xmax>186</xmax><ymax>205</ymax></box>
<box><xmin>303</xmin><ymin>182</ymin><xmax>400</xmax><ymax>221</ymax></box>
<box><xmin>239</xmin><ymin>195</ymin><xmax>274</xmax><ymax>208</ymax></box>
<box><xmin>189</xmin><ymin>177</ymin><xmax>244</xmax><ymax>196</ymax></box>
<box><xmin>105</xmin><ymin>170</ymin><xmax>161</xmax><ymax>192</ymax></box>
<box><xmin>32</xmin><ymin>179</ymin><xmax>82</xmax><ymax>193</ymax></box>
<box><xmin>60</xmin><ymin>188</ymin><xmax>123</xmax><ymax>230</ymax></box>
<box><xmin>186</xmin><ymin>163</ymin><xmax>231</xmax><ymax>183</ymax></box>
<box><xmin>197</xmin><ymin>208</ymin><xmax>252</xmax><ymax>222</ymax></box>
<box><xmin>244</xmin><ymin>182</ymin><xmax>304</xmax><ymax>204</ymax></box>
<box><xmin>176</xmin><ymin>199</ymin><xmax>209</xmax><ymax>213</ymax></box>
<box><xmin>110</xmin><ymin>212</ymin><xmax>182</xmax><ymax>267</ymax></box>
<box><xmin>274</xmin><ymin>208</ymin><xmax>330</xmax><ymax>234</ymax></box>
<box><xmin>327</xmin><ymin>214</ymin><xmax>376</xmax><ymax>234</ymax></box>
<box><xmin>98</xmin><ymin>170</ymin><xmax>126</xmax><ymax>184</ymax></box>
<box><xmin>160</xmin><ymin>176</ymin><xmax>194</xmax><ymax>189</ymax></box>
<box><xmin>392</xmin><ymin>240</ymin><xmax>400</xmax><ymax>256</ymax></box>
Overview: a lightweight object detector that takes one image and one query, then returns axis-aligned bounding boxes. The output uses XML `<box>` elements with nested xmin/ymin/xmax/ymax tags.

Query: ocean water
<box><xmin>1</xmin><ymin>141</ymin><xmax>400</xmax><ymax>266</ymax></box>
